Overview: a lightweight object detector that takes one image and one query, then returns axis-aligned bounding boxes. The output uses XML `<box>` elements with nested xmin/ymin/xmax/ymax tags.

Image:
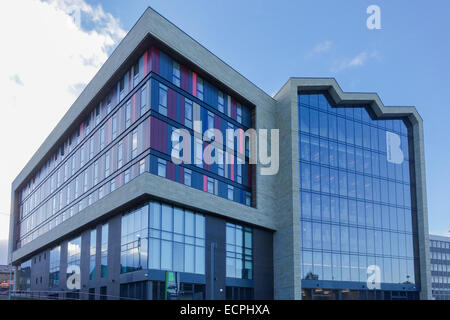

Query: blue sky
<box><xmin>0</xmin><ymin>0</ymin><xmax>449</xmax><ymax>255</ymax></box>
<box><xmin>90</xmin><ymin>0</ymin><xmax>450</xmax><ymax>234</ymax></box>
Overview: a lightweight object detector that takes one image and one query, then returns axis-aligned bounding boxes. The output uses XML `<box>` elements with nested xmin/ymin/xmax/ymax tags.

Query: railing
<box><xmin>8</xmin><ymin>290</ymin><xmax>141</xmax><ymax>300</ymax></box>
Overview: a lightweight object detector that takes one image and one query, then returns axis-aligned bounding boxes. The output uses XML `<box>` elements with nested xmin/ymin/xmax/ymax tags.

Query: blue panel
<box><xmin>204</xmin><ymin>80</ymin><xmax>218</xmax><ymax>109</ymax></box>
<box><xmin>159</xmin><ymin>51</ymin><xmax>172</xmax><ymax>81</ymax></box>
<box><xmin>218</xmin><ymin>181</ymin><xmax>227</xmax><ymax>198</ymax></box>
<box><xmin>243</xmin><ymin>163</ymin><xmax>248</xmax><ymax>187</ymax></box>
<box><xmin>150</xmin><ymin>79</ymin><xmax>159</xmax><ymax>110</ymax></box>
<box><xmin>150</xmin><ymin>154</ymin><xmax>157</xmax><ymax>175</ymax></box>
<box><xmin>243</xmin><ymin>107</ymin><xmax>251</xmax><ymax>128</ymax></box>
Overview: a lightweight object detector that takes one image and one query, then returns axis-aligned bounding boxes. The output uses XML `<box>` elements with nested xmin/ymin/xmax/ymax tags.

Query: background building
<box><xmin>8</xmin><ymin>7</ymin><xmax>431</xmax><ymax>300</ymax></box>
<box><xmin>430</xmin><ymin>234</ymin><xmax>450</xmax><ymax>300</ymax></box>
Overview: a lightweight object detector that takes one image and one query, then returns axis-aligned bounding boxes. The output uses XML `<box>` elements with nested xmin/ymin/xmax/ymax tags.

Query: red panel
<box><xmin>192</xmin><ymin>72</ymin><xmax>197</xmax><ymax>97</ymax></box>
<box><xmin>203</xmin><ymin>174</ymin><xmax>207</xmax><ymax>192</ymax></box>
<box><xmin>144</xmin><ymin>50</ymin><xmax>148</xmax><ymax>75</ymax></box>
<box><xmin>230</xmin><ymin>153</ymin><xmax>234</xmax><ymax>181</ymax></box>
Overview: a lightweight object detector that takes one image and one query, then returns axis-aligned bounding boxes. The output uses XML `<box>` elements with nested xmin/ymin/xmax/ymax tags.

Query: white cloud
<box><xmin>306</xmin><ymin>40</ymin><xmax>332</xmax><ymax>58</ymax></box>
<box><xmin>0</xmin><ymin>0</ymin><xmax>125</xmax><ymax>241</ymax></box>
<box><xmin>331</xmin><ymin>50</ymin><xmax>379</xmax><ymax>73</ymax></box>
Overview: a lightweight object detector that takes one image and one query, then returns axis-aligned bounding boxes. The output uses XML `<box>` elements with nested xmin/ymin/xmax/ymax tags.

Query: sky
<box><xmin>0</xmin><ymin>0</ymin><xmax>449</xmax><ymax>262</ymax></box>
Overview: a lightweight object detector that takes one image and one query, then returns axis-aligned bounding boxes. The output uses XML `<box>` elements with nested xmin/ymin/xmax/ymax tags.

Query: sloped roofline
<box><xmin>11</xmin><ymin>6</ymin><xmax>274</xmax><ymax>190</ymax></box>
<box><xmin>277</xmin><ymin>77</ymin><xmax>423</xmax><ymax>126</ymax></box>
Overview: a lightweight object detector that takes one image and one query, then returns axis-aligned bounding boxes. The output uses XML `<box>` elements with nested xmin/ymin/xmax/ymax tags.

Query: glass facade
<box><xmin>19</xmin><ymin>260</ymin><xmax>31</xmax><ymax>292</ymax></box>
<box><xmin>67</xmin><ymin>237</ymin><xmax>81</xmax><ymax>277</ymax></box>
<box><xmin>226</xmin><ymin>223</ymin><xmax>253</xmax><ymax>280</ymax></box>
<box><xmin>49</xmin><ymin>246</ymin><xmax>60</xmax><ymax>288</ymax></box>
<box><xmin>149</xmin><ymin>202</ymin><xmax>205</xmax><ymax>274</ymax></box>
<box><xmin>16</xmin><ymin>45</ymin><xmax>253</xmax><ymax>250</ymax></box>
<box><xmin>298</xmin><ymin>94</ymin><xmax>417</xmax><ymax>291</ymax></box>
<box><xmin>89</xmin><ymin>229</ymin><xmax>96</xmax><ymax>280</ymax></box>
<box><xmin>430</xmin><ymin>236</ymin><xmax>450</xmax><ymax>300</ymax></box>
<box><xmin>119</xmin><ymin>200</ymin><xmax>206</xmax><ymax>275</ymax></box>
<box><xmin>121</xmin><ymin>205</ymin><xmax>149</xmax><ymax>273</ymax></box>
<box><xmin>101</xmin><ymin>224</ymin><xmax>108</xmax><ymax>278</ymax></box>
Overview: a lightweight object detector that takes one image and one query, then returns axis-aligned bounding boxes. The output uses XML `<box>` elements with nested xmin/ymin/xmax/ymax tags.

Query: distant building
<box><xmin>0</xmin><ymin>265</ymin><xmax>10</xmax><ymax>288</ymax></box>
<box><xmin>430</xmin><ymin>234</ymin><xmax>450</xmax><ymax>300</ymax></box>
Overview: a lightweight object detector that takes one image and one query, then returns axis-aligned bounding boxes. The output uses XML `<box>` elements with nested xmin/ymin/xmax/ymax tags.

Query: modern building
<box><xmin>430</xmin><ymin>234</ymin><xmax>450</xmax><ymax>300</ymax></box>
<box><xmin>8</xmin><ymin>7</ymin><xmax>431</xmax><ymax>300</ymax></box>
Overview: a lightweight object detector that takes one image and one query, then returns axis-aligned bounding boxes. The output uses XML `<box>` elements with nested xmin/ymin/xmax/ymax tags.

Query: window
<box><xmin>139</xmin><ymin>158</ymin><xmax>146</xmax><ymax>174</ymax></box>
<box><xmin>75</xmin><ymin>176</ymin><xmax>80</xmax><ymax>199</ymax></box>
<box><xmin>226</xmin><ymin>223</ymin><xmax>252</xmax><ymax>279</ymax></box>
<box><xmin>149</xmin><ymin>201</ymin><xmax>205</xmax><ymax>274</ymax></box>
<box><xmin>105</xmin><ymin>151</ymin><xmax>110</xmax><ymax>177</ymax></box>
<box><xmin>237</xmin><ymin>104</ymin><xmax>242</xmax><ymax>123</ymax></box>
<box><xmin>112</xmin><ymin>114</ymin><xmax>118</xmax><ymax>140</ymax></box>
<box><xmin>111</xmin><ymin>177</ymin><xmax>116</xmax><ymax>192</ymax></box>
<box><xmin>125</xmin><ymin>100</ymin><xmax>132</xmax><ymax>129</ymax></box>
<box><xmin>95</xmin><ymin>104</ymin><xmax>101</xmax><ymax>126</ymax></box>
<box><xmin>173</xmin><ymin>61</ymin><xmax>181</xmax><ymax>86</ymax></box>
<box><xmin>195</xmin><ymin>138</ymin><xmax>203</xmax><ymax>167</ymax></box>
<box><xmin>89</xmin><ymin>230</ymin><xmax>96</xmax><ymax>280</ymax></box>
<box><xmin>132</xmin><ymin>130</ymin><xmax>138</xmax><ymax>159</ymax></box>
<box><xmin>133</xmin><ymin>62</ymin><xmax>140</xmax><ymax>86</ymax></box>
<box><xmin>218</xmin><ymin>161</ymin><xmax>224</xmax><ymax>177</ymax></box>
<box><xmin>83</xmin><ymin>170</ymin><xmax>89</xmax><ymax>193</ymax></box>
<box><xmin>124</xmin><ymin>168</ymin><xmax>131</xmax><ymax>184</ymax></box>
<box><xmin>159</xmin><ymin>84</ymin><xmax>168</xmax><ymax>116</ymax></box>
<box><xmin>184</xmin><ymin>168</ymin><xmax>192</xmax><ymax>186</ymax></box>
<box><xmin>140</xmin><ymin>86</ymin><xmax>147</xmax><ymax>114</ymax></box>
<box><xmin>100</xmin><ymin>286</ymin><xmax>107</xmax><ymax>300</ymax></box>
<box><xmin>197</xmin><ymin>77</ymin><xmax>204</xmax><ymax>101</ymax></box>
<box><xmin>245</xmin><ymin>192</ymin><xmax>251</xmax><ymax>206</ymax></box>
<box><xmin>227</xmin><ymin>185</ymin><xmax>234</xmax><ymax>201</ymax></box>
<box><xmin>117</xmin><ymin>141</ymin><xmax>123</xmax><ymax>169</ymax></box>
<box><xmin>106</xmin><ymin>93</ymin><xmax>112</xmax><ymax>114</ymax></box>
<box><xmin>185</xmin><ymin>99</ymin><xmax>193</xmax><ymax>129</ymax></box>
<box><xmin>100</xmin><ymin>127</ymin><xmax>106</xmax><ymax>150</ymax></box>
<box><xmin>237</xmin><ymin>165</ymin><xmax>242</xmax><ymax>184</ymax></box>
<box><xmin>49</xmin><ymin>246</ymin><xmax>60</xmax><ymax>288</ymax></box>
<box><xmin>101</xmin><ymin>224</ymin><xmax>108</xmax><ymax>278</ymax></box>
<box><xmin>218</xmin><ymin>91</ymin><xmax>225</xmax><ymax>113</ymax></box>
<box><xmin>85</xmin><ymin>118</ymin><xmax>91</xmax><ymax>135</ymax></box>
<box><xmin>207</xmin><ymin>177</ymin><xmax>214</xmax><ymax>194</ymax></box>
<box><xmin>119</xmin><ymin>78</ymin><xmax>125</xmax><ymax>101</ymax></box>
<box><xmin>157</xmin><ymin>158</ymin><xmax>166</xmax><ymax>177</ymax></box>
<box><xmin>80</xmin><ymin>145</ymin><xmax>85</xmax><ymax>167</ymax></box>
<box><xmin>121</xmin><ymin>204</ymin><xmax>148</xmax><ymax>273</ymax></box>
<box><xmin>93</xmin><ymin>161</ymin><xmax>99</xmax><ymax>185</ymax></box>
<box><xmin>67</xmin><ymin>237</ymin><xmax>81</xmax><ymax>287</ymax></box>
